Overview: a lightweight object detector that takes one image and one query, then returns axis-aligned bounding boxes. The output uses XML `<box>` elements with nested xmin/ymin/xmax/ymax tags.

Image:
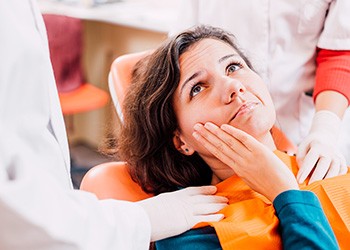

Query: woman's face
<box><xmin>173</xmin><ymin>38</ymin><xmax>276</xmax><ymax>159</ymax></box>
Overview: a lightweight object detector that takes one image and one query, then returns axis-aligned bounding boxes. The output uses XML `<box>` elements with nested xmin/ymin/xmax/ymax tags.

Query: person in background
<box><xmin>0</xmin><ymin>1</ymin><xmax>228</xmax><ymax>249</ymax></box>
<box><xmin>174</xmin><ymin>0</ymin><xmax>350</xmax><ymax>184</ymax></box>
<box><xmin>116</xmin><ymin>25</ymin><xmax>348</xmax><ymax>249</ymax></box>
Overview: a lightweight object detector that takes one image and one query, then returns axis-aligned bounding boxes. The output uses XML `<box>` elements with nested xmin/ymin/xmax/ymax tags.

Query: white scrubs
<box><xmin>0</xmin><ymin>0</ymin><xmax>150</xmax><ymax>249</ymax></box>
<box><xmin>175</xmin><ymin>0</ymin><xmax>350</xmax><ymax>162</ymax></box>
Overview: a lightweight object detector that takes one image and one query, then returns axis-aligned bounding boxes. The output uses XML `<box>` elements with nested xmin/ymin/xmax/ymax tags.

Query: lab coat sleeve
<box><xmin>317</xmin><ymin>0</ymin><xmax>350</xmax><ymax>49</ymax></box>
<box><xmin>0</xmin><ymin>135</ymin><xmax>151</xmax><ymax>250</ymax></box>
<box><xmin>0</xmin><ymin>0</ymin><xmax>151</xmax><ymax>249</ymax></box>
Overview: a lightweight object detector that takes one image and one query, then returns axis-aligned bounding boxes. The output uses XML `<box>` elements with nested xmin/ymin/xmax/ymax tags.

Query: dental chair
<box><xmin>80</xmin><ymin>51</ymin><xmax>297</xmax><ymax>201</ymax></box>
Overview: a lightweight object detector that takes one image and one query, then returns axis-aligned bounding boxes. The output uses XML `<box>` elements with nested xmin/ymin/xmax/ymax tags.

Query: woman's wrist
<box><xmin>273</xmin><ymin>190</ymin><xmax>318</xmax><ymax>211</ymax></box>
<box><xmin>315</xmin><ymin>90</ymin><xmax>348</xmax><ymax>118</ymax></box>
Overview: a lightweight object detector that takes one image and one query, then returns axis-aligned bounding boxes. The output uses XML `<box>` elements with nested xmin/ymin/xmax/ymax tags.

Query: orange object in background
<box><xmin>43</xmin><ymin>14</ymin><xmax>109</xmax><ymax>115</ymax></box>
<box><xmin>80</xmin><ymin>161</ymin><xmax>152</xmax><ymax>201</ymax></box>
<box><xmin>58</xmin><ymin>83</ymin><xmax>109</xmax><ymax>115</ymax></box>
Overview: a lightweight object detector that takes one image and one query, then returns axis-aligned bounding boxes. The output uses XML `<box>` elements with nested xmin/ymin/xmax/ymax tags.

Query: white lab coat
<box><xmin>175</xmin><ymin>0</ymin><xmax>350</xmax><ymax>162</ymax></box>
<box><xmin>0</xmin><ymin>0</ymin><xmax>151</xmax><ymax>249</ymax></box>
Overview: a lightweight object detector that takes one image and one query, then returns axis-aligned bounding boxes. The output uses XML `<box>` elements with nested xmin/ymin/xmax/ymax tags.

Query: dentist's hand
<box><xmin>297</xmin><ymin>110</ymin><xmax>347</xmax><ymax>184</ymax></box>
<box><xmin>137</xmin><ymin>186</ymin><xmax>228</xmax><ymax>242</ymax></box>
<box><xmin>193</xmin><ymin>122</ymin><xmax>299</xmax><ymax>202</ymax></box>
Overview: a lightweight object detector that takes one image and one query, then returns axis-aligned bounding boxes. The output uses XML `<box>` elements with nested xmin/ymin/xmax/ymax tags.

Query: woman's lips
<box><xmin>231</xmin><ymin>102</ymin><xmax>258</xmax><ymax>121</ymax></box>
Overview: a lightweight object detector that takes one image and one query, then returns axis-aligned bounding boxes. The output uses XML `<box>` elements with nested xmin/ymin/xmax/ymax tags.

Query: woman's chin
<box><xmin>236</xmin><ymin>122</ymin><xmax>272</xmax><ymax>141</ymax></box>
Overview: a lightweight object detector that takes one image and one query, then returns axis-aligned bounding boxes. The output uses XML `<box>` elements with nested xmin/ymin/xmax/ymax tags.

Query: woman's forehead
<box><xmin>180</xmin><ymin>39</ymin><xmax>238</xmax><ymax>64</ymax></box>
<box><xmin>179</xmin><ymin>39</ymin><xmax>240</xmax><ymax>74</ymax></box>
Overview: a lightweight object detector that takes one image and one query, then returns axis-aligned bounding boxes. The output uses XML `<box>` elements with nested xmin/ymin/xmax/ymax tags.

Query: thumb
<box><xmin>297</xmin><ymin>137</ymin><xmax>312</xmax><ymax>167</ymax></box>
<box><xmin>179</xmin><ymin>185</ymin><xmax>218</xmax><ymax>196</ymax></box>
<box><xmin>194</xmin><ymin>214</ymin><xmax>225</xmax><ymax>225</ymax></box>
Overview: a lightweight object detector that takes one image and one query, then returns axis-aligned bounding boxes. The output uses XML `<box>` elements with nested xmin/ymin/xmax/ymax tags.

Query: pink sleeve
<box><xmin>314</xmin><ymin>48</ymin><xmax>350</xmax><ymax>105</ymax></box>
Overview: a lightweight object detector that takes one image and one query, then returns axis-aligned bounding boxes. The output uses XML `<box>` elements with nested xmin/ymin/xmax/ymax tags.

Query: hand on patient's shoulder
<box><xmin>297</xmin><ymin>110</ymin><xmax>348</xmax><ymax>184</ymax></box>
<box><xmin>137</xmin><ymin>186</ymin><xmax>228</xmax><ymax>242</ymax></box>
<box><xmin>193</xmin><ymin>123</ymin><xmax>299</xmax><ymax>202</ymax></box>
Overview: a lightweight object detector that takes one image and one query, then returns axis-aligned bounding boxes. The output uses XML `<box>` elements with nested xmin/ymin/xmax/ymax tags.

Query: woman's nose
<box><xmin>221</xmin><ymin>78</ymin><xmax>246</xmax><ymax>104</ymax></box>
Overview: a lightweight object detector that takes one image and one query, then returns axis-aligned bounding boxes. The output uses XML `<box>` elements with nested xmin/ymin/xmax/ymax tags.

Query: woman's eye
<box><xmin>190</xmin><ymin>84</ymin><xmax>204</xmax><ymax>97</ymax></box>
<box><xmin>227</xmin><ymin>64</ymin><xmax>241</xmax><ymax>74</ymax></box>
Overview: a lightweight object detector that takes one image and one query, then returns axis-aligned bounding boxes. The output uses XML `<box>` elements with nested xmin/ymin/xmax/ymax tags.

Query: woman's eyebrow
<box><xmin>179</xmin><ymin>53</ymin><xmax>240</xmax><ymax>97</ymax></box>
<box><xmin>180</xmin><ymin>71</ymin><xmax>202</xmax><ymax>96</ymax></box>
<box><xmin>218</xmin><ymin>54</ymin><xmax>239</xmax><ymax>63</ymax></box>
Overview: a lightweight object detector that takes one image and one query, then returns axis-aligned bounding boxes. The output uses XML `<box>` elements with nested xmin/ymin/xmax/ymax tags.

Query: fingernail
<box><xmin>204</xmin><ymin>122</ymin><xmax>216</xmax><ymax>130</ymax></box>
<box><xmin>298</xmin><ymin>177</ymin><xmax>305</xmax><ymax>184</ymax></box>
<box><xmin>193</xmin><ymin>124</ymin><xmax>202</xmax><ymax>131</ymax></box>
<box><xmin>192</xmin><ymin>132</ymin><xmax>199</xmax><ymax>139</ymax></box>
<box><xmin>296</xmin><ymin>171</ymin><xmax>302</xmax><ymax>181</ymax></box>
<box><xmin>296</xmin><ymin>174</ymin><xmax>302</xmax><ymax>184</ymax></box>
<box><xmin>193</xmin><ymin>123</ymin><xmax>201</xmax><ymax>130</ymax></box>
<box><xmin>221</xmin><ymin>124</ymin><xmax>228</xmax><ymax>129</ymax></box>
<box><xmin>297</xmin><ymin>176</ymin><xmax>302</xmax><ymax>184</ymax></box>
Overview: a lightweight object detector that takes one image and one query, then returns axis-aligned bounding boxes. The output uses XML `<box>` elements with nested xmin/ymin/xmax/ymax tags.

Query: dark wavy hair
<box><xmin>116</xmin><ymin>25</ymin><xmax>254</xmax><ymax>195</ymax></box>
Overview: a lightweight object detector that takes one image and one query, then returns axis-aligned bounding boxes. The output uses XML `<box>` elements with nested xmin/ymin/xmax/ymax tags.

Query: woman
<box><xmin>115</xmin><ymin>26</ymin><xmax>347</xmax><ymax>249</ymax></box>
<box><xmin>174</xmin><ymin>0</ymin><xmax>350</xmax><ymax>184</ymax></box>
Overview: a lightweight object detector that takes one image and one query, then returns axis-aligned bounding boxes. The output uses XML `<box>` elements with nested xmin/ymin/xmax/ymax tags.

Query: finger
<box><xmin>194</xmin><ymin>214</ymin><xmax>225</xmax><ymax>224</ymax></box>
<box><xmin>339</xmin><ymin>157</ymin><xmax>348</xmax><ymax>175</ymax></box>
<box><xmin>192</xmin><ymin>131</ymin><xmax>238</xmax><ymax>168</ymax></box>
<box><xmin>194</xmin><ymin>123</ymin><xmax>243</xmax><ymax>158</ymax></box>
<box><xmin>201</xmin><ymin>123</ymin><xmax>252</xmax><ymax>165</ymax></box>
<box><xmin>220</xmin><ymin>124</ymin><xmax>259</xmax><ymax>152</ymax></box>
<box><xmin>190</xmin><ymin>194</ymin><xmax>228</xmax><ymax>204</ymax></box>
<box><xmin>193</xmin><ymin>203</ymin><xmax>228</xmax><ymax>215</ymax></box>
<box><xmin>324</xmin><ymin>160</ymin><xmax>340</xmax><ymax>179</ymax></box>
<box><xmin>180</xmin><ymin>185</ymin><xmax>219</xmax><ymax>195</ymax></box>
<box><xmin>309</xmin><ymin>157</ymin><xmax>332</xmax><ymax>184</ymax></box>
<box><xmin>296</xmin><ymin>138</ymin><xmax>312</xmax><ymax>164</ymax></box>
<box><xmin>194</xmin><ymin>123</ymin><xmax>229</xmax><ymax>151</ymax></box>
<box><xmin>297</xmin><ymin>148</ymin><xmax>319</xmax><ymax>183</ymax></box>
<box><xmin>339</xmin><ymin>166</ymin><xmax>349</xmax><ymax>175</ymax></box>
<box><xmin>204</xmin><ymin>122</ymin><xmax>247</xmax><ymax>152</ymax></box>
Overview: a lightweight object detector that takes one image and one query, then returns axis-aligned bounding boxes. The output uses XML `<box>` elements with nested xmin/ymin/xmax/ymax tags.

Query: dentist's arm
<box><xmin>297</xmin><ymin>49</ymin><xmax>350</xmax><ymax>184</ymax></box>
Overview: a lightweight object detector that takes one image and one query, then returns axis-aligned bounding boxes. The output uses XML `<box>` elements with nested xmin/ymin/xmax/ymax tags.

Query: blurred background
<box><xmin>38</xmin><ymin>0</ymin><xmax>177</xmax><ymax>187</ymax></box>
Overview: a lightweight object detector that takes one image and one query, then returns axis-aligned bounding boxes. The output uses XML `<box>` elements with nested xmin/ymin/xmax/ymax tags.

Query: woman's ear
<box><xmin>173</xmin><ymin>130</ymin><xmax>195</xmax><ymax>156</ymax></box>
